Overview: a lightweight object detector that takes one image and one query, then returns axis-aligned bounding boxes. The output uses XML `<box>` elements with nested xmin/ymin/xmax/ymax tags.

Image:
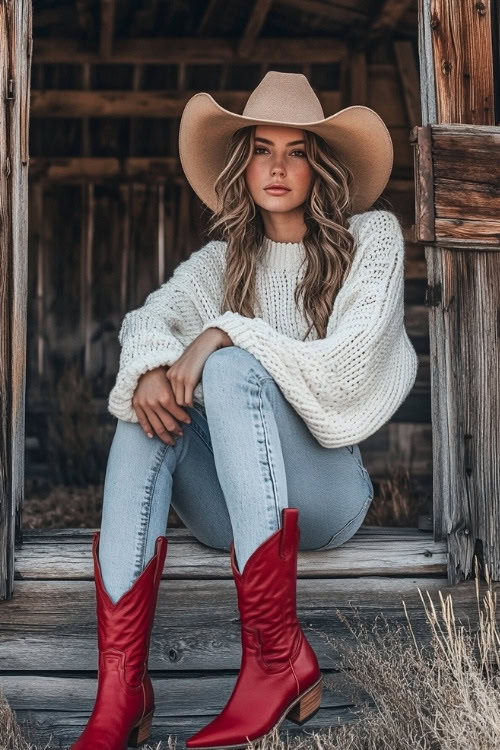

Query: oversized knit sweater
<box><xmin>108</xmin><ymin>209</ymin><xmax>419</xmax><ymax>448</ymax></box>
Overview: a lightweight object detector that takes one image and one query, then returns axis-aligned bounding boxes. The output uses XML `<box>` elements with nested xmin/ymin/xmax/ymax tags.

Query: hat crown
<box><xmin>242</xmin><ymin>71</ymin><xmax>325</xmax><ymax>124</ymax></box>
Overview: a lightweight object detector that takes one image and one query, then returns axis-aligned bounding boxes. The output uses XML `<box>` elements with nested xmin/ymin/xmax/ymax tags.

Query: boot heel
<box><xmin>128</xmin><ymin>708</ymin><xmax>154</xmax><ymax>747</ymax></box>
<box><xmin>287</xmin><ymin>678</ymin><xmax>323</xmax><ymax>725</ymax></box>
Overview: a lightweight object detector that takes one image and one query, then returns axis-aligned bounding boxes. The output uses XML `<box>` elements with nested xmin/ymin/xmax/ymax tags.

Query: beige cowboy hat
<box><xmin>178</xmin><ymin>70</ymin><xmax>393</xmax><ymax>215</ymax></box>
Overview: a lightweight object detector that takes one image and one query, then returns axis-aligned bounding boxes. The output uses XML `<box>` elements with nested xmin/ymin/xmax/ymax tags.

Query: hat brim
<box><xmin>178</xmin><ymin>92</ymin><xmax>394</xmax><ymax>215</ymax></box>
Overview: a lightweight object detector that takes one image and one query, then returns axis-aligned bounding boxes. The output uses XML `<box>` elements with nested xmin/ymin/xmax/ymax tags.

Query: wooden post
<box><xmin>418</xmin><ymin>0</ymin><xmax>499</xmax><ymax>583</ymax></box>
<box><xmin>0</xmin><ymin>0</ymin><xmax>32</xmax><ymax>600</ymax></box>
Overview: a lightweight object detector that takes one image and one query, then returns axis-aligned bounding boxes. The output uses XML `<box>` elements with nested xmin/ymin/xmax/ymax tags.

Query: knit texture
<box><xmin>108</xmin><ymin>209</ymin><xmax>418</xmax><ymax>448</ymax></box>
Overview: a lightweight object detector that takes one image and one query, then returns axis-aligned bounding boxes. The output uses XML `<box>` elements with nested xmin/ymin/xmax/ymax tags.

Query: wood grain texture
<box><xmin>0</xmin><ymin>0</ymin><xmax>32</xmax><ymax>601</ymax></box>
<box><xmin>419</xmin><ymin>0</ymin><xmax>500</xmax><ymax>583</ymax></box>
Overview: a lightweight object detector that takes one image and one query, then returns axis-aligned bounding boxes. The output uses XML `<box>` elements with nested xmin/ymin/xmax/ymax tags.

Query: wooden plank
<box><xmin>0</xmin><ymin>0</ymin><xmax>32</xmax><ymax>599</ymax></box>
<box><xmin>0</xmin><ymin>672</ymin><xmax>374</xmax><ymax>747</ymax></box>
<box><xmin>28</xmin><ymin>157</ymin><xmax>415</xmax><ymax>186</ymax></box>
<box><xmin>238</xmin><ymin>0</ymin><xmax>274</xmax><ymax>58</ymax></box>
<box><xmin>410</xmin><ymin>124</ymin><xmax>435</xmax><ymax>242</ymax></box>
<box><xmin>29</xmin><ymin>89</ymin><xmax>343</xmax><ymax>118</ymax></box>
<box><xmin>433</xmin><ymin>217</ymin><xmax>500</xmax><ymax>246</ymax></box>
<box><xmin>394</xmin><ymin>39</ymin><xmax>421</xmax><ymax>126</ymax></box>
<box><xmin>369</xmin><ymin>0</ymin><xmax>414</xmax><ymax>37</ymax></box>
<box><xmin>430</xmin><ymin>0</ymin><xmax>495</xmax><ymax>125</ymax></box>
<box><xmin>350</xmin><ymin>49</ymin><xmax>367</xmax><ymax>105</ymax></box>
<box><xmin>14</xmin><ymin>527</ymin><xmax>447</xmax><ymax>580</ymax></box>
<box><xmin>3</xmin><ymin>577</ymin><xmax>494</xmax><ymax>673</ymax></box>
<box><xmin>32</xmin><ymin>37</ymin><xmax>348</xmax><ymax>64</ymax></box>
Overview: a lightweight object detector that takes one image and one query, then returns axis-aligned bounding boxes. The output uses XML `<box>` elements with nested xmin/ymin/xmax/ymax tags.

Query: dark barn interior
<box><xmin>24</xmin><ymin>0</ymin><xmax>431</xmax><ymax>530</ymax></box>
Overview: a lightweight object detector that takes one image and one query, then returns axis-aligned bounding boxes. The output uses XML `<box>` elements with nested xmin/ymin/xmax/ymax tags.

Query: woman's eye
<box><xmin>254</xmin><ymin>148</ymin><xmax>306</xmax><ymax>156</ymax></box>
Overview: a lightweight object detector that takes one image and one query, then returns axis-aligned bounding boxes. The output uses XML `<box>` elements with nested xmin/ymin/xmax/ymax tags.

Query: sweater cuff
<box><xmin>107</xmin><ymin>348</ymin><xmax>183</xmax><ymax>422</ymax></box>
<box><xmin>201</xmin><ymin>312</ymin><xmax>264</xmax><ymax>350</ymax></box>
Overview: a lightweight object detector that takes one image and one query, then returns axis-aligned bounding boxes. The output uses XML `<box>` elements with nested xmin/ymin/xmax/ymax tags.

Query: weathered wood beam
<box><xmin>394</xmin><ymin>39</ymin><xmax>421</xmax><ymax>126</ymax></box>
<box><xmin>411</xmin><ymin>123</ymin><xmax>500</xmax><ymax>248</ymax></box>
<box><xmin>418</xmin><ymin>0</ymin><xmax>499</xmax><ymax>584</ymax></box>
<box><xmin>28</xmin><ymin>158</ymin><xmax>416</xmax><ymax>186</ymax></box>
<box><xmin>196</xmin><ymin>0</ymin><xmax>219</xmax><ymax>35</ymax></box>
<box><xmin>278</xmin><ymin>0</ymin><xmax>365</xmax><ymax>24</ymax></box>
<box><xmin>0</xmin><ymin>0</ymin><xmax>32</xmax><ymax>601</ymax></box>
<box><xmin>32</xmin><ymin>37</ymin><xmax>348</xmax><ymax>64</ymax></box>
<box><xmin>99</xmin><ymin>0</ymin><xmax>115</xmax><ymax>59</ymax></box>
<box><xmin>15</xmin><ymin>527</ymin><xmax>447</xmax><ymax>580</ymax></box>
<box><xmin>29</xmin><ymin>89</ymin><xmax>343</xmax><ymax>118</ymax></box>
<box><xmin>369</xmin><ymin>0</ymin><xmax>414</xmax><ymax>37</ymax></box>
<box><xmin>238</xmin><ymin>0</ymin><xmax>274</xmax><ymax>58</ymax></box>
<box><xmin>349</xmin><ymin>49</ymin><xmax>367</xmax><ymax>105</ymax></box>
<box><xmin>430</xmin><ymin>0</ymin><xmax>495</xmax><ymax>124</ymax></box>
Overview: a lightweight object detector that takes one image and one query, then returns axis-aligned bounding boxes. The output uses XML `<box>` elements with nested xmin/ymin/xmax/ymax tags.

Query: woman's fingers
<box><xmin>134</xmin><ymin>403</ymin><xmax>157</xmax><ymax>440</ymax></box>
<box><xmin>144</xmin><ymin>407</ymin><xmax>178</xmax><ymax>445</ymax></box>
<box><xmin>167</xmin><ymin>369</ymin><xmax>192</xmax><ymax>409</ymax></box>
<box><xmin>183</xmin><ymin>380</ymin><xmax>194</xmax><ymax>408</ymax></box>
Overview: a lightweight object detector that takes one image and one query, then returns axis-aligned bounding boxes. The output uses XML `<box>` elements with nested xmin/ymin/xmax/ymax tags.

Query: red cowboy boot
<box><xmin>70</xmin><ymin>530</ymin><xmax>168</xmax><ymax>750</ymax></box>
<box><xmin>185</xmin><ymin>507</ymin><xmax>323</xmax><ymax>750</ymax></box>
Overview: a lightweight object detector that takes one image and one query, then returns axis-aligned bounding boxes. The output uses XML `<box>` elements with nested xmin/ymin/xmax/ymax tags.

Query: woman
<box><xmin>70</xmin><ymin>71</ymin><xmax>418</xmax><ymax>750</ymax></box>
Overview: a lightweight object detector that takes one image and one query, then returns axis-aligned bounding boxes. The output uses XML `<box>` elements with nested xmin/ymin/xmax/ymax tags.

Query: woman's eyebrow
<box><xmin>254</xmin><ymin>137</ymin><xmax>305</xmax><ymax>146</ymax></box>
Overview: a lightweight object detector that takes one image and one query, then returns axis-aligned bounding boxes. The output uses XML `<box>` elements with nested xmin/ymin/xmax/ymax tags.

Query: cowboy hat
<box><xmin>178</xmin><ymin>70</ymin><xmax>393</xmax><ymax>215</ymax></box>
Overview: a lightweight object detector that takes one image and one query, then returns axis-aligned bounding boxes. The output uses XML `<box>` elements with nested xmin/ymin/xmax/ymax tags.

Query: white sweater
<box><xmin>108</xmin><ymin>209</ymin><xmax>419</xmax><ymax>448</ymax></box>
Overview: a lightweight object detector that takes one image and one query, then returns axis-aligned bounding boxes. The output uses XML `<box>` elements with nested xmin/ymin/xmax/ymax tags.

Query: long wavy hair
<box><xmin>204</xmin><ymin>125</ymin><xmax>392</xmax><ymax>340</ymax></box>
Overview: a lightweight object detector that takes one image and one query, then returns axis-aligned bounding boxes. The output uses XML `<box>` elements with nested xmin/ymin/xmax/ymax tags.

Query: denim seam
<box><xmin>251</xmin><ymin>371</ymin><xmax>283</xmax><ymax>533</ymax></box>
<box><xmin>188</xmin><ymin>414</ymin><xmax>213</xmax><ymax>453</ymax></box>
<box><xmin>344</xmin><ymin>446</ymin><xmax>373</xmax><ymax>495</ymax></box>
<box><xmin>318</xmin><ymin>493</ymin><xmax>372</xmax><ymax>551</ymax></box>
<box><xmin>135</xmin><ymin>441</ymin><xmax>169</xmax><ymax>575</ymax></box>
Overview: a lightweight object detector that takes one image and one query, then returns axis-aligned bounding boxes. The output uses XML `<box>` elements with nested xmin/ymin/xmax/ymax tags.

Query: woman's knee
<box><xmin>202</xmin><ymin>345</ymin><xmax>270</xmax><ymax>389</ymax></box>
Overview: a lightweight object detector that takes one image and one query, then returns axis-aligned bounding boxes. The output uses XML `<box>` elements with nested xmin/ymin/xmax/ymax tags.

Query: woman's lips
<box><xmin>264</xmin><ymin>187</ymin><xmax>291</xmax><ymax>195</ymax></box>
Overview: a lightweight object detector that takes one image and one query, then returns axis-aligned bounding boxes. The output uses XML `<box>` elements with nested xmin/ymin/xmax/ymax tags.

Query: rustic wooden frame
<box><xmin>418</xmin><ymin>0</ymin><xmax>499</xmax><ymax>584</ymax></box>
<box><xmin>0</xmin><ymin>0</ymin><xmax>32</xmax><ymax>600</ymax></box>
<box><xmin>411</xmin><ymin>122</ymin><xmax>500</xmax><ymax>249</ymax></box>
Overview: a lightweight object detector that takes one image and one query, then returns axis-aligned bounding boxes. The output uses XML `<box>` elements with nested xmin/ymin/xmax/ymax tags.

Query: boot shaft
<box><xmin>92</xmin><ymin>531</ymin><xmax>168</xmax><ymax>685</ymax></box>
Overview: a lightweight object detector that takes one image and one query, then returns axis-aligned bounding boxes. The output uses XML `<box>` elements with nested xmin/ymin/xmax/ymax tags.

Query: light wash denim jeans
<box><xmin>99</xmin><ymin>346</ymin><xmax>374</xmax><ymax>603</ymax></box>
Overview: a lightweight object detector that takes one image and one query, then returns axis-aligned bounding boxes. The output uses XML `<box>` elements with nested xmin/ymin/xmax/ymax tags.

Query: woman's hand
<box><xmin>132</xmin><ymin>328</ymin><xmax>232</xmax><ymax>444</ymax></box>
<box><xmin>166</xmin><ymin>327</ymin><xmax>232</xmax><ymax>408</ymax></box>
<box><xmin>132</xmin><ymin>366</ymin><xmax>193</xmax><ymax>445</ymax></box>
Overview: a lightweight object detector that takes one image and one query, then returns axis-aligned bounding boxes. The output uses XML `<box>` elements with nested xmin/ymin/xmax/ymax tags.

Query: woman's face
<box><xmin>244</xmin><ymin>125</ymin><xmax>313</xmax><ymax>214</ymax></box>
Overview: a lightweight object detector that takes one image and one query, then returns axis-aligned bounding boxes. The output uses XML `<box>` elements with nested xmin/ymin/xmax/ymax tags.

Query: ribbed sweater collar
<box><xmin>260</xmin><ymin>235</ymin><xmax>306</xmax><ymax>272</ymax></box>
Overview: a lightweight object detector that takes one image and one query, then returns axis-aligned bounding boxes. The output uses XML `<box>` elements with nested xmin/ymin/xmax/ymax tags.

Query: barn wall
<box><xmin>25</xmin><ymin>50</ymin><xmax>431</xmax><ymax>519</ymax></box>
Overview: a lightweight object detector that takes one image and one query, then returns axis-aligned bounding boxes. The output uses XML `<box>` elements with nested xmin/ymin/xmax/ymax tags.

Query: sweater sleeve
<box><xmin>200</xmin><ymin>211</ymin><xmax>419</xmax><ymax>448</ymax></box>
<box><xmin>108</xmin><ymin>242</ymin><xmax>223</xmax><ymax>423</ymax></box>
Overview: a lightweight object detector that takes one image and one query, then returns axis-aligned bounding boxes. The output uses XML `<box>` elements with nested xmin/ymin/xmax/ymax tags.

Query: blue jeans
<box><xmin>99</xmin><ymin>347</ymin><xmax>374</xmax><ymax>603</ymax></box>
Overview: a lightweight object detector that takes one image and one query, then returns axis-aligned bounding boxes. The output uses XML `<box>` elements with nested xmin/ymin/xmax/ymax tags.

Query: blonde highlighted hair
<box><xmin>204</xmin><ymin>125</ymin><xmax>391</xmax><ymax>340</ymax></box>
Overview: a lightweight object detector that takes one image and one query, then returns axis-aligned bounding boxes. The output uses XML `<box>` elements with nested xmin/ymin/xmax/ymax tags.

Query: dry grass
<box><xmin>2</xmin><ymin>558</ymin><xmax>499</xmax><ymax>749</ymax></box>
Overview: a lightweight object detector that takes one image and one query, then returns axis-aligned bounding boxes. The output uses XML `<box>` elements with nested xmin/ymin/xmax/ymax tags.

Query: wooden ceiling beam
<box><xmin>277</xmin><ymin>0</ymin><xmax>364</xmax><ymax>23</ymax></box>
<box><xmin>28</xmin><ymin>157</ymin><xmax>415</xmax><ymax>187</ymax></box>
<box><xmin>369</xmin><ymin>0</ymin><xmax>413</xmax><ymax>38</ymax></box>
<box><xmin>32</xmin><ymin>37</ymin><xmax>347</xmax><ymax>64</ymax></box>
<box><xmin>99</xmin><ymin>0</ymin><xmax>115</xmax><ymax>58</ymax></box>
<box><xmin>29</xmin><ymin>89</ymin><xmax>343</xmax><ymax>118</ymax></box>
<box><xmin>196</xmin><ymin>0</ymin><xmax>219</xmax><ymax>35</ymax></box>
<box><xmin>238</xmin><ymin>0</ymin><xmax>274</xmax><ymax>58</ymax></box>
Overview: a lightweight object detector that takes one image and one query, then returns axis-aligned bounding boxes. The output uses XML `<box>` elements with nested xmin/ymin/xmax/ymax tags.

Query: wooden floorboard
<box><xmin>15</xmin><ymin>526</ymin><xmax>447</xmax><ymax>579</ymax></box>
<box><xmin>5</xmin><ymin>526</ymin><xmax>496</xmax><ymax>747</ymax></box>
